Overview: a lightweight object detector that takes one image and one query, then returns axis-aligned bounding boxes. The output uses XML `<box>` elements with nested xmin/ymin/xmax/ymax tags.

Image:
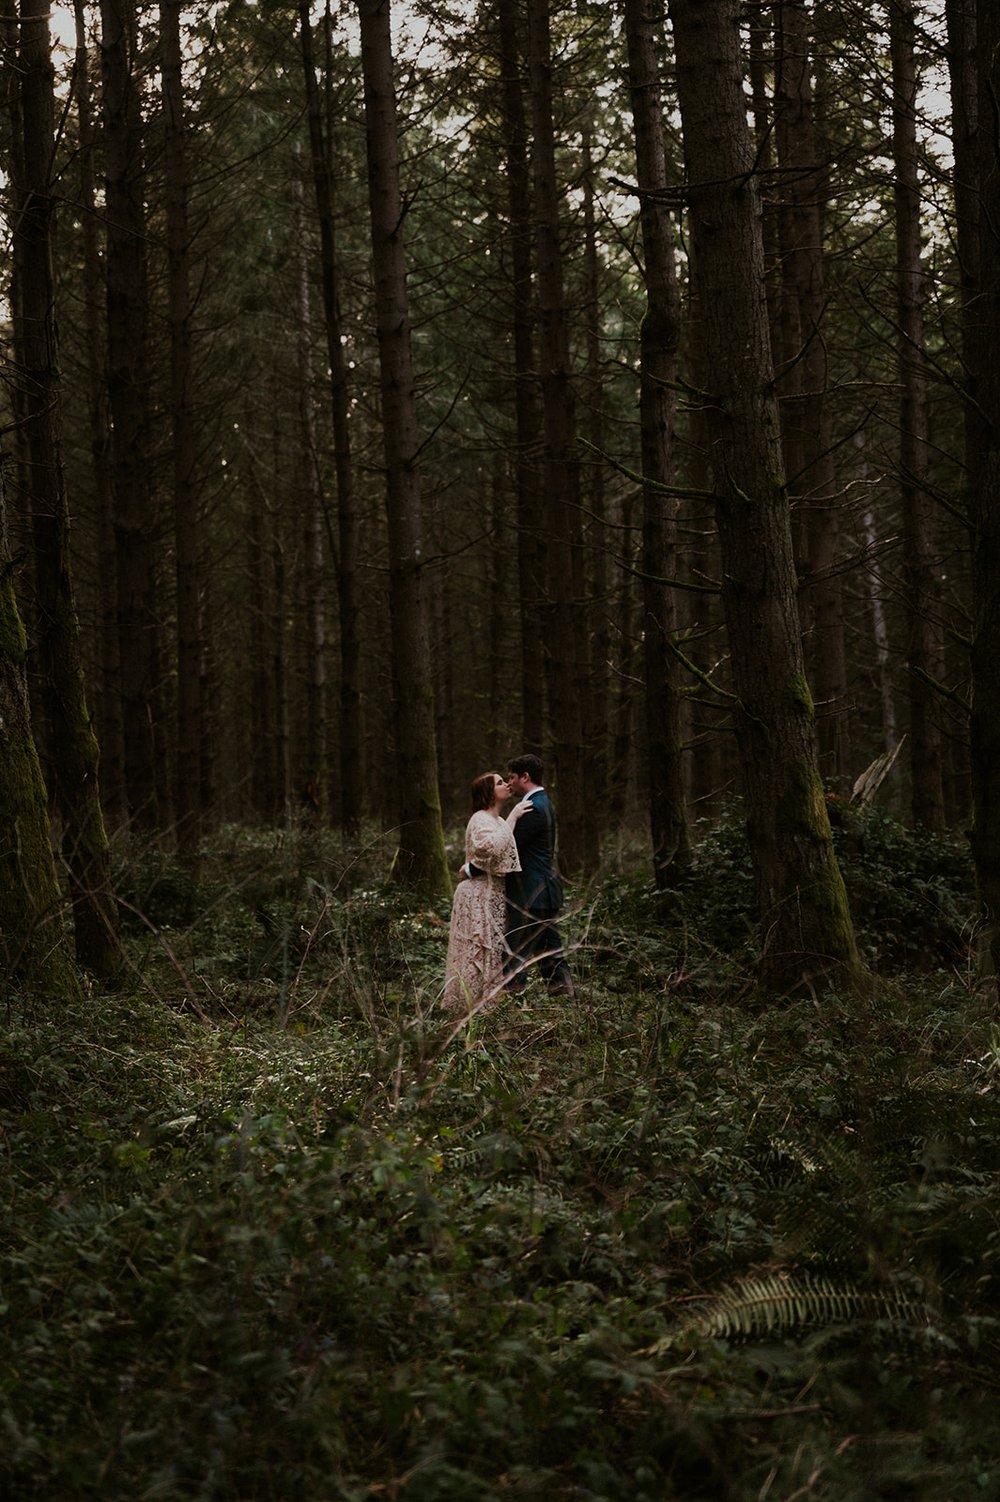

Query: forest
<box><xmin>2</xmin><ymin>0</ymin><xmax>1000</xmax><ymax>1496</ymax></box>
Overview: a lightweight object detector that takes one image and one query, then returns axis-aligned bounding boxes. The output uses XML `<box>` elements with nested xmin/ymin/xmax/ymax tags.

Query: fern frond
<box><xmin>647</xmin><ymin>1271</ymin><xmax>928</xmax><ymax>1353</ymax></box>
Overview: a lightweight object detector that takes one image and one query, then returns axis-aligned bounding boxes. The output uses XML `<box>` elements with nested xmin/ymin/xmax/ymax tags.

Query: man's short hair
<box><xmin>508</xmin><ymin>753</ymin><xmax>543</xmax><ymax>783</ymax></box>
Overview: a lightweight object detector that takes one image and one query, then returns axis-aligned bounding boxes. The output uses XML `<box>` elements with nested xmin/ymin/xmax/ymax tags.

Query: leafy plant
<box><xmin>1</xmin><ymin>827</ymin><xmax>998</xmax><ymax>1500</ymax></box>
<box><xmin>648</xmin><ymin>1270</ymin><xmax>930</xmax><ymax>1349</ymax></box>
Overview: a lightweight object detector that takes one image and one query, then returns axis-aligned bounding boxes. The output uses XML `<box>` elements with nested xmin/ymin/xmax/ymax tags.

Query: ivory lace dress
<box><xmin>443</xmin><ymin>811</ymin><xmax>521</xmax><ymax>1012</ymax></box>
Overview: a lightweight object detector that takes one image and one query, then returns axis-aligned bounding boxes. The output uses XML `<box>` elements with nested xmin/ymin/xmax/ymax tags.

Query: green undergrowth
<box><xmin>1</xmin><ymin>813</ymin><xmax>996</xmax><ymax>1499</ymax></box>
<box><xmin>3</xmin><ymin>969</ymin><xmax>999</xmax><ymax>1500</ymax></box>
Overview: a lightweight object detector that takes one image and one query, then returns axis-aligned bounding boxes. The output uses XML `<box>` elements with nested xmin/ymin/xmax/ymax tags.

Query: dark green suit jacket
<box><xmin>506</xmin><ymin>790</ymin><xmax>563</xmax><ymax>916</ymax></box>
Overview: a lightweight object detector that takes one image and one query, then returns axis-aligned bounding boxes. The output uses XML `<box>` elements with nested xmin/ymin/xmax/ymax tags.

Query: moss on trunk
<box><xmin>668</xmin><ymin>0</ymin><xmax>865</xmax><ymax>998</ymax></box>
<box><xmin>0</xmin><ymin>575</ymin><xmax>81</xmax><ymax>999</ymax></box>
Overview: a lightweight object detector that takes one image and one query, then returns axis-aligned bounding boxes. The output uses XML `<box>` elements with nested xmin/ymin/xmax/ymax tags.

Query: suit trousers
<box><xmin>504</xmin><ymin>904</ymin><xmax>572</xmax><ymax>992</ymax></box>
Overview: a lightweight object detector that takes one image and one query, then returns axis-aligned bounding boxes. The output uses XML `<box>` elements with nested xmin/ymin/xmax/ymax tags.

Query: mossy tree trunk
<box><xmin>0</xmin><ymin>474</ymin><xmax>81</xmax><ymax>999</ymax></box>
<box><xmin>774</xmin><ymin>0</ymin><xmax>848</xmax><ymax>787</ymax></box>
<box><xmin>667</xmin><ymin>0</ymin><xmax>863</xmax><ymax>995</ymax></box>
<box><xmin>357</xmin><ymin>0</ymin><xmax>451</xmax><ymax>902</ymax></box>
<box><xmin>14</xmin><ymin>0</ymin><xmax>122</xmax><ymax>983</ymax></box>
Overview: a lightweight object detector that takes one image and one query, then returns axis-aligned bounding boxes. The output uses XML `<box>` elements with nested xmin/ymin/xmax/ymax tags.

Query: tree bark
<box><xmin>100</xmin><ymin>0</ymin><xmax>163</xmax><ymax>830</ymax></box>
<box><xmin>292</xmin><ymin>176</ymin><xmax>328</xmax><ymax>821</ymax></box>
<box><xmin>497</xmin><ymin>0</ymin><xmax>544</xmax><ymax>753</ymax></box>
<box><xmin>247</xmin><ymin>496</ymin><xmax>275</xmax><ymax>820</ymax></box>
<box><xmin>857</xmin><ymin>438</ymin><xmax>898</xmax><ymax>757</ymax></box>
<box><xmin>526</xmin><ymin>0</ymin><xmax>588</xmax><ymax>877</ymax></box>
<box><xmin>357</xmin><ymin>0</ymin><xmax>450</xmax><ymax>899</ymax></box>
<box><xmin>299</xmin><ymin>0</ymin><xmax>362</xmax><ymax>834</ymax></box>
<box><xmin>667</xmin><ymin>0</ymin><xmax>862</xmax><ymax>994</ymax></box>
<box><xmin>608</xmin><ymin>488</ymin><xmax>638</xmax><ymax>828</ymax></box>
<box><xmin>15</xmin><ymin>0</ymin><xmax>123</xmax><ymax>982</ymax></box>
<box><xmin>0</xmin><ymin>478</ymin><xmax>82</xmax><ymax>997</ymax></box>
<box><xmin>161</xmin><ymin>0</ymin><xmax>205</xmax><ymax>855</ymax></box>
<box><xmin>624</xmin><ymin>0</ymin><xmax>691</xmax><ymax>890</ymax></box>
<box><xmin>774</xmin><ymin>0</ymin><xmax>847</xmax><ymax>785</ymax></box>
<box><xmin>891</xmin><ymin>0</ymin><xmax>945</xmax><ymax>830</ymax></box>
<box><xmin>965</xmin><ymin>0</ymin><xmax>1000</xmax><ymax>980</ymax></box>
<box><xmin>945</xmin><ymin>0</ymin><xmax>979</xmax><ymax>474</ymax></box>
<box><xmin>580</xmin><ymin>131</ymin><xmax>606</xmax><ymax>871</ymax></box>
<box><xmin>73</xmin><ymin>0</ymin><xmax>125</xmax><ymax>833</ymax></box>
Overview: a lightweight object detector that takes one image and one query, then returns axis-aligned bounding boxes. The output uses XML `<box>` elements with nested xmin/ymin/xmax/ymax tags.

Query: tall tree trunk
<box><xmin>682</xmin><ymin>231</ymin><xmax>729</xmax><ymax>817</ymax></box>
<box><xmin>667</xmin><ymin>0</ymin><xmax>862</xmax><ymax>994</ymax></box>
<box><xmin>965</xmin><ymin>0</ymin><xmax>1000</xmax><ymax>980</ymax></box>
<box><xmin>247</xmin><ymin>496</ymin><xmax>275</xmax><ymax>820</ymax></box>
<box><xmin>526</xmin><ymin>0</ymin><xmax>588</xmax><ymax>876</ymax></box>
<box><xmin>161</xmin><ymin>0</ymin><xmax>204</xmax><ymax>855</ymax></box>
<box><xmin>946</xmin><ymin>0</ymin><xmax>979</xmax><ymax>478</ymax></box>
<box><xmin>0</xmin><ymin>470</ymin><xmax>81</xmax><ymax>998</ymax></box>
<box><xmin>357</xmin><ymin>0</ymin><xmax>450</xmax><ymax>899</ymax></box>
<box><xmin>581</xmin><ymin>130</ymin><xmax>606</xmax><ymax>870</ymax></box>
<box><xmin>942</xmin><ymin>0</ymin><xmax>977</xmax><ymax>835</ymax></box>
<box><xmin>774</xmin><ymin>0</ymin><xmax>847</xmax><ymax>785</ymax></box>
<box><xmin>73</xmin><ymin>0</ymin><xmax>125</xmax><ymax>832</ymax></box>
<box><xmin>497</xmin><ymin>0</ymin><xmax>544</xmax><ymax>752</ymax></box>
<box><xmin>100</xmin><ymin>0</ymin><xmax>162</xmax><ymax>830</ymax></box>
<box><xmin>488</xmin><ymin>451</ymin><xmax>510</xmax><ymax>738</ymax></box>
<box><xmin>748</xmin><ymin>5</ymin><xmax>782</xmax><ymax>368</ymax></box>
<box><xmin>607</xmin><ymin>488</ymin><xmax>638</xmax><ymax>828</ymax></box>
<box><xmin>0</xmin><ymin>6</ymin><xmax>79</xmax><ymax>994</ymax></box>
<box><xmin>293</xmin><ymin>178</ymin><xmax>328</xmax><ymax>820</ymax></box>
<box><xmin>300</xmin><ymin>0</ymin><xmax>362</xmax><ymax>834</ymax></box>
<box><xmin>274</xmin><ymin>483</ymin><xmax>291</xmax><ymax>829</ymax></box>
<box><xmin>857</xmin><ymin>437</ymin><xmax>899</xmax><ymax>757</ymax></box>
<box><xmin>891</xmin><ymin>0</ymin><xmax>945</xmax><ymax>829</ymax></box>
<box><xmin>15</xmin><ymin>0</ymin><xmax>123</xmax><ymax>982</ymax></box>
<box><xmin>624</xmin><ymin>0</ymin><xmax>691</xmax><ymax>889</ymax></box>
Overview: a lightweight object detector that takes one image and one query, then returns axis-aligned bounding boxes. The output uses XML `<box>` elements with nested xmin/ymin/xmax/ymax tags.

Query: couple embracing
<box><xmin>443</xmin><ymin>754</ymin><xmax>574</xmax><ymax>1014</ymax></box>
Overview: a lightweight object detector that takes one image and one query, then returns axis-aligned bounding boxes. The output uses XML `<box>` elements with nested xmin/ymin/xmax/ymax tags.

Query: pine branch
<box><xmin>578</xmin><ymin>437</ymin><xmax>718</xmax><ymax>504</ymax></box>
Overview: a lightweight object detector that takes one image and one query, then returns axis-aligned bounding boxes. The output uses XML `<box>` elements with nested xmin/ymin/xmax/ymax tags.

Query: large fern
<box><xmin>648</xmin><ymin>1270</ymin><xmax>929</xmax><ymax>1351</ymax></box>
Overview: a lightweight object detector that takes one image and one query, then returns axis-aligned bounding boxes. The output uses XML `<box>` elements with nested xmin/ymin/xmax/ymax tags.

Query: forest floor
<box><xmin>2</xmin><ymin>813</ymin><xmax>999</xmax><ymax>1501</ymax></box>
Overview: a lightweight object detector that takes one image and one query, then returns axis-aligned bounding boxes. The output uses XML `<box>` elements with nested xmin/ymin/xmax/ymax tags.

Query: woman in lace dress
<box><xmin>443</xmin><ymin>772</ymin><xmax>529</xmax><ymax>1013</ymax></box>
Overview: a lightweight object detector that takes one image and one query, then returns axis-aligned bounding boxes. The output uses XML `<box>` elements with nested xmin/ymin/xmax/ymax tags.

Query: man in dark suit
<box><xmin>502</xmin><ymin>754</ymin><xmax>574</xmax><ymax>997</ymax></box>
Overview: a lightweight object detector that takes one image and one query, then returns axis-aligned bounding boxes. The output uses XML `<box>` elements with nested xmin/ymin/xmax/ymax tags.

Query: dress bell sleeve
<box><xmin>466</xmin><ymin>812</ymin><xmax>521</xmax><ymax>875</ymax></box>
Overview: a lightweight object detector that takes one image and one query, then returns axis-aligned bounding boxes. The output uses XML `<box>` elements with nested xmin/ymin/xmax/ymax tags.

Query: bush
<box><xmin>3</xmin><ymin>972</ymin><xmax>999</xmax><ymax>1501</ymax></box>
<box><xmin>3</xmin><ymin>820</ymin><xmax>993</xmax><ymax>1500</ymax></box>
<box><xmin>640</xmin><ymin>803</ymin><xmax>976</xmax><ymax>976</ymax></box>
<box><xmin>830</xmin><ymin>805</ymin><xmax>975</xmax><ymax>970</ymax></box>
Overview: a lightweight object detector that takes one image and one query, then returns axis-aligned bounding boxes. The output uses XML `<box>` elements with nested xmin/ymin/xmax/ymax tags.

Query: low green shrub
<box><xmin>3</xmin><ymin>962</ymin><xmax>999</xmax><ymax>1500</ymax></box>
<box><xmin>4</xmin><ymin>818</ymin><xmax>993</xmax><ymax>1499</ymax></box>
<box><xmin>623</xmin><ymin>803</ymin><xmax>977</xmax><ymax>976</ymax></box>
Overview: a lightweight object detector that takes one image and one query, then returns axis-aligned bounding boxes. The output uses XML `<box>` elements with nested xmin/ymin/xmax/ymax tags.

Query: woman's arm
<box><xmin>467</xmin><ymin>812</ymin><xmax>520</xmax><ymax>874</ymax></box>
<box><xmin>505</xmin><ymin>797</ymin><xmax>533</xmax><ymax>827</ymax></box>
